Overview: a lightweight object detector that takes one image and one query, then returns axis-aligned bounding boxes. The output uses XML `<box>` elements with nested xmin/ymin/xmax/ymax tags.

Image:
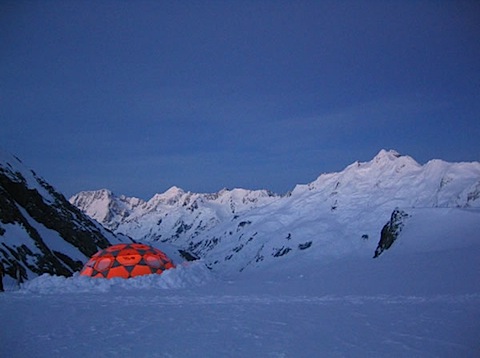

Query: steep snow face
<box><xmin>70</xmin><ymin>150</ymin><xmax>480</xmax><ymax>273</ymax></box>
<box><xmin>0</xmin><ymin>150</ymin><xmax>127</xmax><ymax>281</ymax></box>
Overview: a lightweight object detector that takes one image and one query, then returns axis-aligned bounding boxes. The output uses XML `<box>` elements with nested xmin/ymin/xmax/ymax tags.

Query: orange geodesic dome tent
<box><xmin>80</xmin><ymin>243</ymin><xmax>175</xmax><ymax>279</ymax></box>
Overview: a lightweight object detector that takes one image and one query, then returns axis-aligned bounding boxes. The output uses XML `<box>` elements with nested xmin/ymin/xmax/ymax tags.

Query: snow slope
<box><xmin>1</xmin><ymin>207</ymin><xmax>479</xmax><ymax>357</ymax></box>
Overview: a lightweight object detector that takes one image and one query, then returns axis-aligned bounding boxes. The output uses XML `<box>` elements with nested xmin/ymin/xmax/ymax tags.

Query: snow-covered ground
<box><xmin>1</xmin><ymin>208</ymin><xmax>479</xmax><ymax>357</ymax></box>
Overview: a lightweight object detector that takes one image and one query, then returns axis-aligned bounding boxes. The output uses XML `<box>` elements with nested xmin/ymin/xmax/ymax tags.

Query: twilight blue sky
<box><xmin>1</xmin><ymin>1</ymin><xmax>479</xmax><ymax>199</ymax></box>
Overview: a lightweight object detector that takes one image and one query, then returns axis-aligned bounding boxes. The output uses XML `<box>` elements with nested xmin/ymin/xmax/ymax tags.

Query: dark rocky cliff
<box><xmin>373</xmin><ymin>209</ymin><xmax>409</xmax><ymax>258</ymax></box>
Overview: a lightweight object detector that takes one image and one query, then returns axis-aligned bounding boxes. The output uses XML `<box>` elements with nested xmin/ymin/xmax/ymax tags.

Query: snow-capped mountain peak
<box><xmin>148</xmin><ymin>186</ymin><xmax>186</xmax><ymax>206</ymax></box>
<box><xmin>373</xmin><ymin>148</ymin><xmax>401</xmax><ymax>160</ymax></box>
<box><xmin>369</xmin><ymin>148</ymin><xmax>419</xmax><ymax>168</ymax></box>
<box><xmin>291</xmin><ymin>149</ymin><xmax>421</xmax><ymax>196</ymax></box>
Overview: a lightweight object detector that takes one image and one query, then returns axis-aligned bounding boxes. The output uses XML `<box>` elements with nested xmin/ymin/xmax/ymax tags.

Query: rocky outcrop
<box><xmin>373</xmin><ymin>209</ymin><xmax>409</xmax><ymax>258</ymax></box>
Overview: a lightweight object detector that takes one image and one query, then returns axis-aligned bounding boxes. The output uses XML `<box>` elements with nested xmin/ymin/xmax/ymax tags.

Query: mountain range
<box><xmin>70</xmin><ymin>149</ymin><xmax>480</xmax><ymax>273</ymax></box>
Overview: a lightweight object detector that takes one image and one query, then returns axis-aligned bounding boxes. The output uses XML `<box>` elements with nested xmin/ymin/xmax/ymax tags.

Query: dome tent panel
<box><xmin>95</xmin><ymin>256</ymin><xmax>114</xmax><ymax>272</ymax></box>
<box><xmin>105</xmin><ymin>265</ymin><xmax>130</xmax><ymax>279</ymax></box>
<box><xmin>81</xmin><ymin>266</ymin><xmax>94</xmax><ymax>277</ymax></box>
<box><xmin>115</xmin><ymin>247</ymin><xmax>142</xmax><ymax>266</ymax></box>
<box><xmin>130</xmin><ymin>265</ymin><xmax>154</xmax><ymax>277</ymax></box>
<box><xmin>144</xmin><ymin>254</ymin><xmax>163</xmax><ymax>268</ymax></box>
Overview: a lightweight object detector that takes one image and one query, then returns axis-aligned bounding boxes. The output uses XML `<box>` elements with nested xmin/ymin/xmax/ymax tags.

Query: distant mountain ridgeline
<box><xmin>71</xmin><ymin>150</ymin><xmax>480</xmax><ymax>273</ymax></box>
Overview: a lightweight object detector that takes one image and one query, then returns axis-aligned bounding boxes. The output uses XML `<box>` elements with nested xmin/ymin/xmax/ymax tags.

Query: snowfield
<box><xmin>1</xmin><ymin>208</ymin><xmax>480</xmax><ymax>357</ymax></box>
